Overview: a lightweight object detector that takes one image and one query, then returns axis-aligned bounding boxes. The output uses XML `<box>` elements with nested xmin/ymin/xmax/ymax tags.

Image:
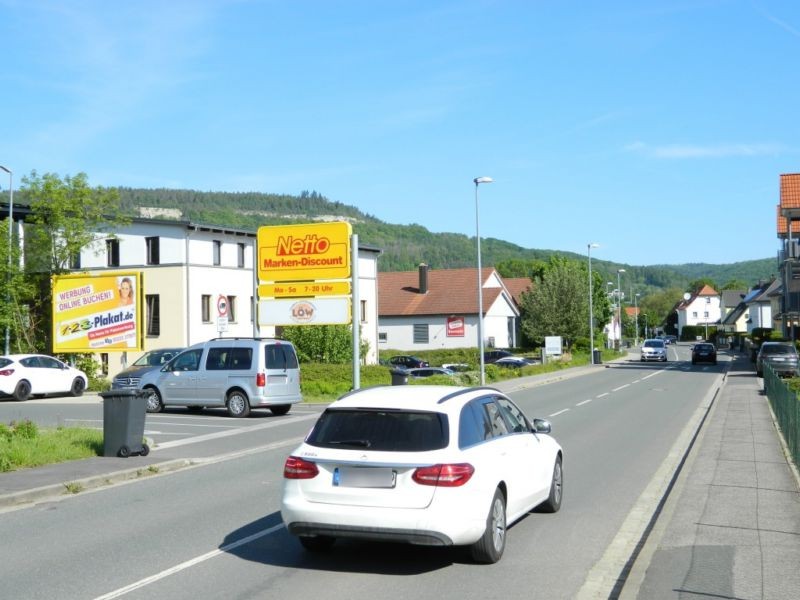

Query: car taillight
<box><xmin>256</xmin><ymin>372</ymin><xmax>265</xmax><ymax>387</ymax></box>
<box><xmin>283</xmin><ymin>456</ymin><xmax>319</xmax><ymax>479</ymax></box>
<box><xmin>412</xmin><ymin>463</ymin><xmax>474</xmax><ymax>487</ymax></box>
<box><xmin>0</xmin><ymin>368</ymin><xmax>14</xmax><ymax>376</ymax></box>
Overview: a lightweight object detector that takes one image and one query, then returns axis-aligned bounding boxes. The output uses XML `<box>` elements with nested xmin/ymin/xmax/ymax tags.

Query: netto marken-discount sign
<box><xmin>257</xmin><ymin>222</ymin><xmax>352</xmax><ymax>282</ymax></box>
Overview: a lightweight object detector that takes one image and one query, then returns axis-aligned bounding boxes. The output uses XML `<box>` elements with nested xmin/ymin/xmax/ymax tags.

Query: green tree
<box><xmin>282</xmin><ymin>324</ymin><xmax>367</xmax><ymax>363</ymax></box>
<box><xmin>639</xmin><ymin>287</ymin><xmax>684</xmax><ymax>330</ymax></box>
<box><xmin>687</xmin><ymin>278</ymin><xmax>718</xmax><ymax>293</ymax></box>
<box><xmin>721</xmin><ymin>279</ymin><xmax>748</xmax><ymax>290</ymax></box>
<box><xmin>8</xmin><ymin>171</ymin><xmax>128</xmax><ymax>352</ymax></box>
<box><xmin>519</xmin><ymin>256</ymin><xmax>610</xmax><ymax>348</ymax></box>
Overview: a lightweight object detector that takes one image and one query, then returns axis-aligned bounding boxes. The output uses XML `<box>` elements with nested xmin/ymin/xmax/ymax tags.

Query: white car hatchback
<box><xmin>281</xmin><ymin>385</ymin><xmax>563</xmax><ymax>563</ymax></box>
<box><xmin>0</xmin><ymin>354</ymin><xmax>88</xmax><ymax>401</ymax></box>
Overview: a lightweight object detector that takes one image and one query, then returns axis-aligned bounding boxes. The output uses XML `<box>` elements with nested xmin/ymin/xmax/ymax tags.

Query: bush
<box><xmin>11</xmin><ymin>420</ymin><xmax>38</xmax><ymax>439</ymax></box>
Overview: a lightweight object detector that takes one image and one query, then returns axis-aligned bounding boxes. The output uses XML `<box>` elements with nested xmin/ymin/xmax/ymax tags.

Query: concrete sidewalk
<box><xmin>620</xmin><ymin>351</ymin><xmax>800</xmax><ymax>599</ymax></box>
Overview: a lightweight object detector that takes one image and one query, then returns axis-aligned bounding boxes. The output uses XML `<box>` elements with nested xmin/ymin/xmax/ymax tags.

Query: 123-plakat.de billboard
<box><xmin>52</xmin><ymin>272</ymin><xmax>143</xmax><ymax>352</ymax></box>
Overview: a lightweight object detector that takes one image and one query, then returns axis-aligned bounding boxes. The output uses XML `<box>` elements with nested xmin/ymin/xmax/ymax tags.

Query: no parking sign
<box><xmin>217</xmin><ymin>295</ymin><xmax>228</xmax><ymax>317</ymax></box>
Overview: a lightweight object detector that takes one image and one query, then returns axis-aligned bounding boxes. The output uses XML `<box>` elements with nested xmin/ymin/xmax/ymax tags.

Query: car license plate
<box><xmin>333</xmin><ymin>467</ymin><xmax>396</xmax><ymax>488</ymax></box>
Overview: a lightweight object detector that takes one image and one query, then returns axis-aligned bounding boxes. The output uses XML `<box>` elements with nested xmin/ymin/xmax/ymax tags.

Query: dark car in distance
<box><xmin>691</xmin><ymin>342</ymin><xmax>717</xmax><ymax>365</ymax></box>
<box><xmin>756</xmin><ymin>342</ymin><xmax>799</xmax><ymax>378</ymax></box>
<box><xmin>483</xmin><ymin>349</ymin><xmax>514</xmax><ymax>364</ymax></box>
<box><xmin>388</xmin><ymin>355</ymin><xmax>430</xmax><ymax>369</ymax></box>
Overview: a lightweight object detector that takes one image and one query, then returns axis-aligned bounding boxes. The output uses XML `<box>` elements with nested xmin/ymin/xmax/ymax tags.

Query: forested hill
<box><xmin>114</xmin><ymin>187</ymin><xmax>775</xmax><ymax>292</ymax></box>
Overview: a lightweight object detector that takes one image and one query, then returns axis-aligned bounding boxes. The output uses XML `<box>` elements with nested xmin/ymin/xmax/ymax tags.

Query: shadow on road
<box><xmin>220</xmin><ymin>512</ymin><xmax>473</xmax><ymax>574</ymax></box>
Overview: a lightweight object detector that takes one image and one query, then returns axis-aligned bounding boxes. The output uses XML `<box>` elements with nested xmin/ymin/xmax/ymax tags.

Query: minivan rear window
<box><xmin>265</xmin><ymin>344</ymin><xmax>298</xmax><ymax>369</ymax></box>
<box><xmin>306</xmin><ymin>408</ymin><xmax>448</xmax><ymax>452</ymax></box>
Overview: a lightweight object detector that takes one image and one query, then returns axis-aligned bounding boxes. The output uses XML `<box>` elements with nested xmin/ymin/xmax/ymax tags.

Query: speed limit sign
<box><xmin>217</xmin><ymin>295</ymin><xmax>228</xmax><ymax>317</ymax></box>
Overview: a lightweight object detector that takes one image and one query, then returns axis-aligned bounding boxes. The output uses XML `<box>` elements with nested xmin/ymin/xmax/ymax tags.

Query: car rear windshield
<box><xmin>306</xmin><ymin>408</ymin><xmax>449</xmax><ymax>452</ymax></box>
<box><xmin>695</xmin><ymin>344</ymin><xmax>714</xmax><ymax>351</ymax></box>
<box><xmin>761</xmin><ymin>344</ymin><xmax>797</xmax><ymax>355</ymax></box>
<box><xmin>0</xmin><ymin>358</ymin><xmax>11</xmax><ymax>368</ymax></box>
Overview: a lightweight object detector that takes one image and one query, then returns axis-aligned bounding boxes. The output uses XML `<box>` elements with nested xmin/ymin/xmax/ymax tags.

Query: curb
<box><xmin>0</xmin><ymin>458</ymin><xmax>193</xmax><ymax>511</ymax></box>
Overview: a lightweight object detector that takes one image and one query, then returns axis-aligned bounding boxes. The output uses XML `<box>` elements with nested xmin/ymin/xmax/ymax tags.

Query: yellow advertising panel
<box><xmin>257</xmin><ymin>222</ymin><xmax>352</xmax><ymax>282</ymax></box>
<box><xmin>52</xmin><ymin>272</ymin><xmax>143</xmax><ymax>352</ymax></box>
<box><xmin>258</xmin><ymin>281</ymin><xmax>351</xmax><ymax>298</ymax></box>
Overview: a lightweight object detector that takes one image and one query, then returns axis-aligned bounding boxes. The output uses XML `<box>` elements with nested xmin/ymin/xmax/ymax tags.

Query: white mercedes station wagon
<box><xmin>281</xmin><ymin>385</ymin><xmax>563</xmax><ymax>563</ymax></box>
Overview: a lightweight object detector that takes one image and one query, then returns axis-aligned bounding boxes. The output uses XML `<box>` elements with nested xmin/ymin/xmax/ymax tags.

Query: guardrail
<box><xmin>763</xmin><ymin>362</ymin><xmax>800</xmax><ymax>469</ymax></box>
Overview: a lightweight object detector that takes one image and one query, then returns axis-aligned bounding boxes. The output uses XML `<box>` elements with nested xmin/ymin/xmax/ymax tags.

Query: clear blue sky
<box><xmin>2</xmin><ymin>0</ymin><xmax>798</xmax><ymax>266</ymax></box>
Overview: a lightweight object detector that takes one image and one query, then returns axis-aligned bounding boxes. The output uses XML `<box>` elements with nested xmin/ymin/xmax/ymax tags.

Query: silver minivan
<box><xmin>141</xmin><ymin>337</ymin><xmax>302</xmax><ymax>417</ymax></box>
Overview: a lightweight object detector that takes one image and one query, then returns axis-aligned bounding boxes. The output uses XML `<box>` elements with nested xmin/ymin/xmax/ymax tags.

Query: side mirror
<box><xmin>532</xmin><ymin>418</ymin><xmax>552</xmax><ymax>434</ymax></box>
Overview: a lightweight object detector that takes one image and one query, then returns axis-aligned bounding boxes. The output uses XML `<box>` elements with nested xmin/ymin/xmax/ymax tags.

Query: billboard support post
<box><xmin>351</xmin><ymin>234</ymin><xmax>360</xmax><ymax>391</ymax></box>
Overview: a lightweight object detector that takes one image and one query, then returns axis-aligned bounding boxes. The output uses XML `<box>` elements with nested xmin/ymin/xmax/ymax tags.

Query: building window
<box><xmin>69</xmin><ymin>250</ymin><xmax>81</xmax><ymax>269</ymax></box>
<box><xmin>378</xmin><ymin>332</ymin><xmax>387</xmax><ymax>343</ymax></box>
<box><xmin>413</xmin><ymin>323</ymin><xmax>429</xmax><ymax>344</ymax></box>
<box><xmin>692</xmin><ymin>312</ymin><xmax>698</xmax><ymax>318</ymax></box>
<box><xmin>146</xmin><ymin>237</ymin><xmax>160</xmax><ymax>265</ymax></box>
<box><xmin>238</xmin><ymin>243</ymin><xmax>245</xmax><ymax>268</ymax></box>
<box><xmin>250</xmin><ymin>295</ymin><xmax>254</xmax><ymax>323</ymax></box>
<box><xmin>227</xmin><ymin>295</ymin><xmax>237</xmax><ymax>322</ymax></box>
<box><xmin>106</xmin><ymin>239</ymin><xmax>120</xmax><ymax>267</ymax></box>
<box><xmin>202</xmin><ymin>295</ymin><xmax>211</xmax><ymax>322</ymax></box>
<box><xmin>703</xmin><ymin>311</ymin><xmax>709</xmax><ymax>318</ymax></box>
<box><xmin>146</xmin><ymin>294</ymin><xmax>160</xmax><ymax>336</ymax></box>
<box><xmin>213</xmin><ymin>240</ymin><xmax>222</xmax><ymax>266</ymax></box>
<box><xmin>360</xmin><ymin>300</ymin><xmax>367</xmax><ymax>323</ymax></box>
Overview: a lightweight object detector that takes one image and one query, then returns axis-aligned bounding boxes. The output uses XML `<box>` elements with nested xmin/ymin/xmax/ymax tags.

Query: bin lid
<box><xmin>99</xmin><ymin>389</ymin><xmax>144</xmax><ymax>399</ymax></box>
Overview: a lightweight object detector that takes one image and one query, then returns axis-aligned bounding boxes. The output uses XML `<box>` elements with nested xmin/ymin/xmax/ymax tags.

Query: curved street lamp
<box><xmin>474</xmin><ymin>176</ymin><xmax>493</xmax><ymax>385</ymax></box>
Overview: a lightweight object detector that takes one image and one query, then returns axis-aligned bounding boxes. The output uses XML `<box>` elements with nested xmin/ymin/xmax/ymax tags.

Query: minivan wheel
<box><xmin>470</xmin><ymin>488</ymin><xmax>506</xmax><ymax>564</ymax></box>
<box><xmin>144</xmin><ymin>388</ymin><xmax>163</xmax><ymax>413</ymax></box>
<box><xmin>226</xmin><ymin>390</ymin><xmax>251</xmax><ymax>418</ymax></box>
<box><xmin>269</xmin><ymin>404</ymin><xmax>291</xmax><ymax>416</ymax></box>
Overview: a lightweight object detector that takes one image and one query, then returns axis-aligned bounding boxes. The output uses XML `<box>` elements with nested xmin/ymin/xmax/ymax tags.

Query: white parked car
<box><xmin>281</xmin><ymin>385</ymin><xmax>563</xmax><ymax>563</ymax></box>
<box><xmin>0</xmin><ymin>354</ymin><xmax>88</xmax><ymax>401</ymax></box>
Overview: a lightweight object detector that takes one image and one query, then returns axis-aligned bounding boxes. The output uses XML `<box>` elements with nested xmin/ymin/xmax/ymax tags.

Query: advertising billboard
<box><xmin>257</xmin><ymin>222</ymin><xmax>352</xmax><ymax>282</ymax></box>
<box><xmin>446</xmin><ymin>316</ymin><xmax>465</xmax><ymax>337</ymax></box>
<box><xmin>52</xmin><ymin>272</ymin><xmax>143</xmax><ymax>352</ymax></box>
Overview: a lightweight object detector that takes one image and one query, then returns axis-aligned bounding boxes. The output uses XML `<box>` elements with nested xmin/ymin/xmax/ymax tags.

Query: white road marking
<box><xmin>597</xmin><ymin>392</ymin><xmax>609</xmax><ymax>398</ymax></box>
<box><xmin>576</xmin><ymin>399</ymin><xmax>592</xmax><ymax>406</ymax></box>
<box><xmin>612</xmin><ymin>384</ymin><xmax>630</xmax><ymax>392</ymax></box>
<box><xmin>549</xmin><ymin>409</ymin><xmax>570</xmax><ymax>417</ymax></box>
<box><xmin>93</xmin><ymin>523</ymin><xmax>286</xmax><ymax>599</ymax></box>
<box><xmin>153</xmin><ymin>413</ymin><xmax>317</xmax><ymax>450</ymax></box>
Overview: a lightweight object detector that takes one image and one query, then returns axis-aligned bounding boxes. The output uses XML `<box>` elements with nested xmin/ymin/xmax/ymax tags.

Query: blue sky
<box><xmin>1</xmin><ymin>0</ymin><xmax>798</xmax><ymax>266</ymax></box>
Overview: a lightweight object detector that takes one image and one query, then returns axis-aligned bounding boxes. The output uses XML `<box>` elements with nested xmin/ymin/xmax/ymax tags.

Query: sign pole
<box><xmin>351</xmin><ymin>234</ymin><xmax>360</xmax><ymax>390</ymax></box>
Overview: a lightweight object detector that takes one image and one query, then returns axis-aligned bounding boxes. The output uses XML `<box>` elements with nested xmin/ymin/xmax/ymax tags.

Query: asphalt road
<box><xmin>0</xmin><ymin>344</ymin><xmax>725</xmax><ymax>600</ymax></box>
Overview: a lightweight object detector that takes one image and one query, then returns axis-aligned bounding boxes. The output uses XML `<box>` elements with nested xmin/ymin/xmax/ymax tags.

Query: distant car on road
<box><xmin>0</xmin><ymin>354</ymin><xmax>88</xmax><ymax>401</ymax></box>
<box><xmin>388</xmin><ymin>355</ymin><xmax>429</xmax><ymax>369</ymax></box>
<box><xmin>691</xmin><ymin>342</ymin><xmax>717</xmax><ymax>365</ymax></box>
<box><xmin>112</xmin><ymin>347</ymin><xmax>185</xmax><ymax>390</ymax></box>
<box><xmin>640</xmin><ymin>339</ymin><xmax>668</xmax><ymax>362</ymax></box>
<box><xmin>493</xmin><ymin>356</ymin><xmax>537</xmax><ymax>369</ymax></box>
<box><xmin>665</xmin><ymin>335</ymin><xmax>678</xmax><ymax>344</ymax></box>
<box><xmin>756</xmin><ymin>342</ymin><xmax>799</xmax><ymax>378</ymax></box>
<box><xmin>483</xmin><ymin>349</ymin><xmax>514</xmax><ymax>364</ymax></box>
<box><xmin>406</xmin><ymin>367</ymin><xmax>456</xmax><ymax>378</ymax></box>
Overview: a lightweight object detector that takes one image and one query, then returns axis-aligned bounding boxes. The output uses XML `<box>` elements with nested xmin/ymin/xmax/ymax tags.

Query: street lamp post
<box><xmin>1</xmin><ymin>165</ymin><xmax>12</xmax><ymax>355</ymax></box>
<box><xmin>616</xmin><ymin>269</ymin><xmax>626</xmax><ymax>349</ymax></box>
<box><xmin>588</xmin><ymin>243</ymin><xmax>599</xmax><ymax>364</ymax></box>
<box><xmin>634</xmin><ymin>293</ymin><xmax>640</xmax><ymax>345</ymax></box>
<box><xmin>474</xmin><ymin>176</ymin><xmax>493</xmax><ymax>386</ymax></box>
<box><xmin>643</xmin><ymin>314</ymin><xmax>648</xmax><ymax>339</ymax></box>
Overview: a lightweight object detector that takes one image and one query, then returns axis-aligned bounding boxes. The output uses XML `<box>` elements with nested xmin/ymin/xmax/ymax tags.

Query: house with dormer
<box><xmin>378</xmin><ymin>264</ymin><xmax>520</xmax><ymax>351</ymax></box>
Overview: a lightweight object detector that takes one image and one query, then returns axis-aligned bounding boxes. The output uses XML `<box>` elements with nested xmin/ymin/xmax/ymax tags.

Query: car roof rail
<box><xmin>437</xmin><ymin>386</ymin><xmax>500</xmax><ymax>404</ymax></box>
